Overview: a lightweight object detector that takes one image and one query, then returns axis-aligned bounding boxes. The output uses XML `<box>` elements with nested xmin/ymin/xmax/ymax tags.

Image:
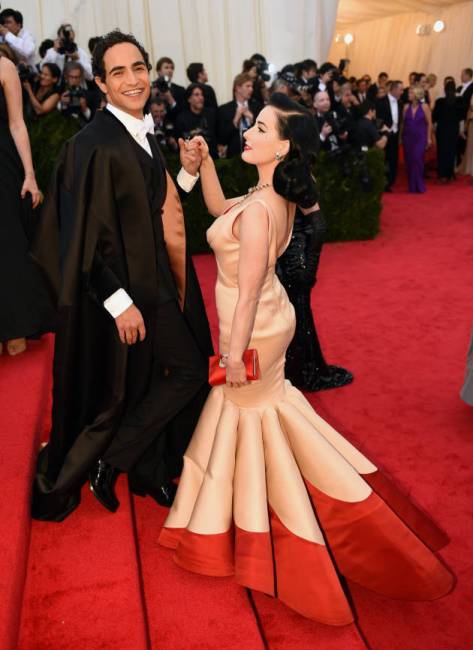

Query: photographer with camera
<box><xmin>23</xmin><ymin>62</ymin><xmax>60</xmax><ymax>118</ymax></box>
<box><xmin>313</xmin><ymin>89</ymin><xmax>352</xmax><ymax>152</ymax></box>
<box><xmin>152</xmin><ymin>56</ymin><xmax>186</xmax><ymax>118</ymax></box>
<box><xmin>149</xmin><ymin>97</ymin><xmax>176</xmax><ymax>151</ymax></box>
<box><xmin>59</xmin><ymin>61</ymin><xmax>91</xmax><ymax>128</ymax></box>
<box><xmin>355</xmin><ymin>100</ymin><xmax>388</xmax><ymax>150</ymax></box>
<box><xmin>175</xmin><ymin>83</ymin><xmax>217</xmax><ymax>158</ymax></box>
<box><xmin>42</xmin><ymin>24</ymin><xmax>92</xmax><ymax>80</ymax></box>
<box><xmin>0</xmin><ymin>8</ymin><xmax>35</xmax><ymax>69</ymax></box>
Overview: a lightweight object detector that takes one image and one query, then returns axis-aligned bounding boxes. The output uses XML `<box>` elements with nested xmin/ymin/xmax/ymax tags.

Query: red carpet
<box><xmin>3</xmin><ymin>175</ymin><xmax>472</xmax><ymax>649</ymax></box>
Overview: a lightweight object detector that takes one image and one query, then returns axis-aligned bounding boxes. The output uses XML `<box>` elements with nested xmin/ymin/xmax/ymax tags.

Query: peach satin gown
<box><xmin>159</xmin><ymin>198</ymin><xmax>453</xmax><ymax>625</ymax></box>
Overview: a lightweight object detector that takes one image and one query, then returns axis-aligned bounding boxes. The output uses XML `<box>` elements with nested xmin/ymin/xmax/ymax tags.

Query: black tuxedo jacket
<box><xmin>461</xmin><ymin>82</ymin><xmax>473</xmax><ymax>119</ymax></box>
<box><xmin>217</xmin><ymin>98</ymin><xmax>262</xmax><ymax>157</ymax></box>
<box><xmin>376</xmin><ymin>95</ymin><xmax>402</xmax><ymax>131</ymax></box>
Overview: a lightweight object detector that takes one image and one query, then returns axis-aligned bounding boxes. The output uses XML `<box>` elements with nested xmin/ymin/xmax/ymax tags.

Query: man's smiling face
<box><xmin>96</xmin><ymin>42</ymin><xmax>150</xmax><ymax>118</ymax></box>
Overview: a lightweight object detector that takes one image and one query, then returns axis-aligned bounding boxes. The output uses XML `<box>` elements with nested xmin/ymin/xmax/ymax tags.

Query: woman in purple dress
<box><xmin>401</xmin><ymin>87</ymin><xmax>432</xmax><ymax>193</ymax></box>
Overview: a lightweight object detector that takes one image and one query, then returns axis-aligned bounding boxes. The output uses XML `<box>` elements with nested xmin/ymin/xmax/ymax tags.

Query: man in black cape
<box><xmin>31</xmin><ymin>30</ymin><xmax>213</xmax><ymax>522</ymax></box>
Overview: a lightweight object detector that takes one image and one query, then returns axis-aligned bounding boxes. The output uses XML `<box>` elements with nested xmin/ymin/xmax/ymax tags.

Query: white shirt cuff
<box><xmin>103</xmin><ymin>288</ymin><xmax>133</xmax><ymax>318</ymax></box>
<box><xmin>177</xmin><ymin>167</ymin><xmax>199</xmax><ymax>193</ymax></box>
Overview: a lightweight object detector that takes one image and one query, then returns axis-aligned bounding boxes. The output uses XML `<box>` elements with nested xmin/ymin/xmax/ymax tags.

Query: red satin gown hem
<box><xmin>173</xmin><ymin>528</ymin><xmax>235</xmax><ymax>577</ymax></box>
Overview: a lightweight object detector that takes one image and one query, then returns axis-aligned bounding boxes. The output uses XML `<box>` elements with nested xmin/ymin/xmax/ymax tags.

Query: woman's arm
<box><xmin>226</xmin><ymin>202</ymin><xmax>269</xmax><ymax>387</ymax></box>
<box><xmin>192</xmin><ymin>135</ymin><xmax>237</xmax><ymax>217</ymax></box>
<box><xmin>24</xmin><ymin>82</ymin><xmax>59</xmax><ymax>116</ymax></box>
<box><xmin>1</xmin><ymin>58</ymin><xmax>41</xmax><ymax>207</ymax></box>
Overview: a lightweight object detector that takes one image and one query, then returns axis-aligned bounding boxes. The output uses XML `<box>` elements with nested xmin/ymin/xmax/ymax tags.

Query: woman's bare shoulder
<box><xmin>0</xmin><ymin>56</ymin><xmax>17</xmax><ymax>81</ymax></box>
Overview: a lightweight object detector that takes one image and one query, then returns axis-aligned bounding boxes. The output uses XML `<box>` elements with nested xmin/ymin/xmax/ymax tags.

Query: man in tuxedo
<box><xmin>458</xmin><ymin>67</ymin><xmax>473</xmax><ymax>118</ymax></box>
<box><xmin>354</xmin><ymin>78</ymin><xmax>368</xmax><ymax>103</ymax></box>
<box><xmin>154</xmin><ymin>56</ymin><xmax>186</xmax><ymax>117</ymax></box>
<box><xmin>31</xmin><ymin>30</ymin><xmax>213</xmax><ymax>522</ymax></box>
<box><xmin>175</xmin><ymin>83</ymin><xmax>218</xmax><ymax>158</ymax></box>
<box><xmin>376</xmin><ymin>80</ymin><xmax>403</xmax><ymax>191</ymax></box>
<box><xmin>314</xmin><ymin>62</ymin><xmax>337</xmax><ymax>103</ymax></box>
<box><xmin>217</xmin><ymin>72</ymin><xmax>261</xmax><ymax>158</ymax></box>
<box><xmin>186</xmin><ymin>62</ymin><xmax>218</xmax><ymax>110</ymax></box>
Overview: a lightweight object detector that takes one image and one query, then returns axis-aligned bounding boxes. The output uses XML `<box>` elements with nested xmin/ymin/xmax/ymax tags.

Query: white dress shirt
<box><xmin>388</xmin><ymin>93</ymin><xmax>399</xmax><ymax>133</ymax></box>
<box><xmin>460</xmin><ymin>80</ymin><xmax>473</xmax><ymax>96</ymax></box>
<box><xmin>1</xmin><ymin>27</ymin><xmax>36</xmax><ymax>68</ymax></box>
<box><xmin>42</xmin><ymin>46</ymin><xmax>93</xmax><ymax>81</ymax></box>
<box><xmin>103</xmin><ymin>103</ymin><xmax>199</xmax><ymax>318</ymax></box>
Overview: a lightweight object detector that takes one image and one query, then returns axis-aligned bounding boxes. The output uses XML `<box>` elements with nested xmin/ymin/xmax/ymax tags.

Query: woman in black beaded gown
<box><xmin>277</xmin><ymin>206</ymin><xmax>353</xmax><ymax>391</ymax></box>
<box><xmin>0</xmin><ymin>56</ymin><xmax>54</xmax><ymax>355</ymax></box>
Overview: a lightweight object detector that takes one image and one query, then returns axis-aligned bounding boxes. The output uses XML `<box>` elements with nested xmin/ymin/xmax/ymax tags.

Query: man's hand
<box><xmin>115</xmin><ymin>304</ymin><xmax>146</xmax><ymax>345</ymax></box>
<box><xmin>163</xmin><ymin>90</ymin><xmax>176</xmax><ymax>106</ymax></box>
<box><xmin>79</xmin><ymin>96</ymin><xmax>88</xmax><ymax>112</ymax></box>
<box><xmin>0</xmin><ymin>25</ymin><xmax>8</xmax><ymax>37</ymax></box>
<box><xmin>61</xmin><ymin>91</ymin><xmax>71</xmax><ymax>106</ymax></box>
<box><xmin>179</xmin><ymin>137</ymin><xmax>202</xmax><ymax>176</ymax></box>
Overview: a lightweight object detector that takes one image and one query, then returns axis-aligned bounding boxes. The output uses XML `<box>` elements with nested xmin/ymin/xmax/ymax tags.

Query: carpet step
<box><xmin>18</xmin><ymin>478</ymin><xmax>149</xmax><ymax>650</ymax></box>
<box><xmin>0</xmin><ymin>337</ymin><xmax>53</xmax><ymax>650</ymax></box>
<box><xmin>133</xmin><ymin>497</ymin><xmax>266</xmax><ymax>649</ymax></box>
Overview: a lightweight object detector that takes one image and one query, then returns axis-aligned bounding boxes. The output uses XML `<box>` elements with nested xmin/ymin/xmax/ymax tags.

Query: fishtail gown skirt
<box><xmin>158</xmin><ymin>198</ymin><xmax>453</xmax><ymax>625</ymax></box>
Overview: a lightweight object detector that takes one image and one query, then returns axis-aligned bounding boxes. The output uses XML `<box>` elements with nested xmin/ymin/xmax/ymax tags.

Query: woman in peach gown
<box><xmin>159</xmin><ymin>94</ymin><xmax>453</xmax><ymax>625</ymax></box>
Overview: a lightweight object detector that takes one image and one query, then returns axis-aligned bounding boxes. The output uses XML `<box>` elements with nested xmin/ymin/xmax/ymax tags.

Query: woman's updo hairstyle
<box><xmin>269</xmin><ymin>92</ymin><xmax>319</xmax><ymax>208</ymax></box>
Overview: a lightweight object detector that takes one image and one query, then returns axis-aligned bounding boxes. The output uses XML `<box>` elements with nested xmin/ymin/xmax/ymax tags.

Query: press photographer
<box><xmin>313</xmin><ymin>89</ymin><xmax>351</xmax><ymax>152</ymax></box>
<box><xmin>0</xmin><ymin>7</ymin><xmax>35</xmax><ymax>68</ymax></box>
<box><xmin>354</xmin><ymin>100</ymin><xmax>388</xmax><ymax>150</ymax></box>
<box><xmin>149</xmin><ymin>97</ymin><xmax>177</xmax><ymax>151</ymax></box>
<box><xmin>23</xmin><ymin>62</ymin><xmax>61</xmax><ymax>119</ymax></box>
<box><xmin>42</xmin><ymin>23</ymin><xmax>92</xmax><ymax>80</ymax></box>
<box><xmin>59</xmin><ymin>61</ymin><xmax>91</xmax><ymax>128</ymax></box>
<box><xmin>152</xmin><ymin>56</ymin><xmax>186</xmax><ymax>117</ymax></box>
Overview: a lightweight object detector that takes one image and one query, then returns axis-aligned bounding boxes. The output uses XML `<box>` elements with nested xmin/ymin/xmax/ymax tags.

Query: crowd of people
<box><xmin>1</xmin><ymin>7</ymin><xmax>473</xmax><ymax>191</ymax></box>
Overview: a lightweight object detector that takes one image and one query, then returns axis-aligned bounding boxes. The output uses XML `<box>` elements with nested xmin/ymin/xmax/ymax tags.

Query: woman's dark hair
<box><xmin>269</xmin><ymin>93</ymin><xmax>319</xmax><ymax>208</ymax></box>
<box><xmin>92</xmin><ymin>30</ymin><xmax>152</xmax><ymax>81</ymax></box>
<box><xmin>444</xmin><ymin>80</ymin><xmax>457</xmax><ymax>105</ymax></box>
<box><xmin>42</xmin><ymin>62</ymin><xmax>61</xmax><ymax>84</ymax></box>
<box><xmin>187</xmin><ymin>62</ymin><xmax>204</xmax><ymax>83</ymax></box>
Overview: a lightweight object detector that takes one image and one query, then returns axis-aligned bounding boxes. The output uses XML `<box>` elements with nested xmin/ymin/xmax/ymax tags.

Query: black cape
<box><xmin>32</xmin><ymin>109</ymin><xmax>213</xmax><ymax>521</ymax></box>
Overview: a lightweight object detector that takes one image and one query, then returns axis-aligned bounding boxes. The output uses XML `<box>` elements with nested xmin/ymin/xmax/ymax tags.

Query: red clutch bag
<box><xmin>209</xmin><ymin>349</ymin><xmax>260</xmax><ymax>386</ymax></box>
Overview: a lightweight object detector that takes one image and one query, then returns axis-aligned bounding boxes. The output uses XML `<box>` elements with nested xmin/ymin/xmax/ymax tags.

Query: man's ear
<box><xmin>95</xmin><ymin>75</ymin><xmax>107</xmax><ymax>94</ymax></box>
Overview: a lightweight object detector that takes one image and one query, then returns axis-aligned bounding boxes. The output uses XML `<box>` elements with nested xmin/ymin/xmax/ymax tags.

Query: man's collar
<box><xmin>106</xmin><ymin>103</ymin><xmax>145</xmax><ymax>130</ymax></box>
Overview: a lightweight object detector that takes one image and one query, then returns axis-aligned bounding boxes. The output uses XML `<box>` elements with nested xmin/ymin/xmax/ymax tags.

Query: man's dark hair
<box><xmin>360</xmin><ymin>99</ymin><xmax>376</xmax><ymax>116</ymax></box>
<box><xmin>389</xmin><ymin>80</ymin><xmax>403</xmax><ymax>92</ymax></box>
<box><xmin>378</xmin><ymin>72</ymin><xmax>388</xmax><ymax>79</ymax></box>
<box><xmin>42</xmin><ymin>62</ymin><xmax>61</xmax><ymax>84</ymax></box>
<box><xmin>156</xmin><ymin>56</ymin><xmax>174</xmax><ymax>73</ymax></box>
<box><xmin>463</xmin><ymin>68</ymin><xmax>473</xmax><ymax>79</ymax></box>
<box><xmin>64</xmin><ymin>61</ymin><xmax>84</xmax><ymax>76</ymax></box>
<box><xmin>187</xmin><ymin>62</ymin><xmax>204</xmax><ymax>83</ymax></box>
<box><xmin>0</xmin><ymin>8</ymin><xmax>23</xmax><ymax>26</ymax></box>
<box><xmin>88</xmin><ymin>36</ymin><xmax>100</xmax><ymax>55</ymax></box>
<box><xmin>185</xmin><ymin>82</ymin><xmax>204</xmax><ymax>101</ymax></box>
<box><xmin>57</xmin><ymin>23</ymin><xmax>74</xmax><ymax>37</ymax></box>
<box><xmin>92</xmin><ymin>30</ymin><xmax>152</xmax><ymax>81</ymax></box>
<box><xmin>318</xmin><ymin>62</ymin><xmax>336</xmax><ymax>75</ymax></box>
<box><xmin>149</xmin><ymin>97</ymin><xmax>166</xmax><ymax>107</ymax></box>
<box><xmin>38</xmin><ymin>38</ymin><xmax>54</xmax><ymax>59</ymax></box>
<box><xmin>301</xmin><ymin>58</ymin><xmax>317</xmax><ymax>73</ymax></box>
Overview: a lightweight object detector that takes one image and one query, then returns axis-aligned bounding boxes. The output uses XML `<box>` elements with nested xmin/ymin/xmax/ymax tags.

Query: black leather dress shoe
<box><xmin>130</xmin><ymin>478</ymin><xmax>177</xmax><ymax>508</ymax></box>
<box><xmin>89</xmin><ymin>460</ymin><xmax>120</xmax><ymax>512</ymax></box>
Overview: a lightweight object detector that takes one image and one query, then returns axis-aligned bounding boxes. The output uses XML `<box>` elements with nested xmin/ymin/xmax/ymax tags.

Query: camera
<box><xmin>154</xmin><ymin>75</ymin><xmax>171</xmax><ymax>93</ymax></box>
<box><xmin>58</xmin><ymin>28</ymin><xmax>77</xmax><ymax>56</ymax></box>
<box><xmin>17</xmin><ymin>63</ymin><xmax>37</xmax><ymax>84</ymax></box>
<box><xmin>67</xmin><ymin>86</ymin><xmax>85</xmax><ymax>111</ymax></box>
<box><xmin>325</xmin><ymin>110</ymin><xmax>349</xmax><ymax>138</ymax></box>
<box><xmin>255</xmin><ymin>60</ymin><xmax>270</xmax><ymax>83</ymax></box>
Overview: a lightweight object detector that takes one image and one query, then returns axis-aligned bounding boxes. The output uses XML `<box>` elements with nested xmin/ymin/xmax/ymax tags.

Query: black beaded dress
<box><xmin>277</xmin><ymin>208</ymin><xmax>353</xmax><ymax>391</ymax></box>
<box><xmin>0</xmin><ymin>83</ymin><xmax>54</xmax><ymax>342</ymax></box>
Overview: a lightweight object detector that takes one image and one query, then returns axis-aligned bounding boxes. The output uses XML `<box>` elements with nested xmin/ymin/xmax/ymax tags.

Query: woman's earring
<box><xmin>275</xmin><ymin>152</ymin><xmax>282</xmax><ymax>161</ymax></box>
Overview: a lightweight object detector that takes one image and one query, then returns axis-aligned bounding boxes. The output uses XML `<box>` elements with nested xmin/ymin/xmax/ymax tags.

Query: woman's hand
<box><xmin>22</xmin><ymin>81</ymin><xmax>32</xmax><ymax>94</ymax></box>
<box><xmin>191</xmin><ymin>135</ymin><xmax>210</xmax><ymax>162</ymax></box>
<box><xmin>21</xmin><ymin>175</ymin><xmax>42</xmax><ymax>209</ymax></box>
<box><xmin>178</xmin><ymin>137</ymin><xmax>202</xmax><ymax>176</ymax></box>
<box><xmin>226</xmin><ymin>357</ymin><xmax>248</xmax><ymax>388</ymax></box>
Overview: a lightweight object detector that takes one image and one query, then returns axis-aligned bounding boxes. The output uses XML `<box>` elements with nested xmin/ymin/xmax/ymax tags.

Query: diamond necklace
<box><xmin>235</xmin><ymin>182</ymin><xmax>272</xmax><ymax>206</ymax></box>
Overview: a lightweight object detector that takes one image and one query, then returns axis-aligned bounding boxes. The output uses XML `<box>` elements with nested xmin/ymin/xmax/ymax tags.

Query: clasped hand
<box><xmin>225</xmin><ymin>356</ymin><xmax>249</xmax><ymax>389</ymax></box>
<box><xmin>178</xmin><ymin>135</ymin><xmax>210</xmax><ymax>176</ymax></box>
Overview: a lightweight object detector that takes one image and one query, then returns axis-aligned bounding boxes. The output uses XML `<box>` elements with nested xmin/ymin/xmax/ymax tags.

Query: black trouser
<box><xmin>103</xmin><ymin>299</ymin><xmax>208</xmax><ymax>488</ymax></box>
<box><xmin>385</xmin><ymin>132</ymin><xmax>399</xmax><ymax>189</ymax></box>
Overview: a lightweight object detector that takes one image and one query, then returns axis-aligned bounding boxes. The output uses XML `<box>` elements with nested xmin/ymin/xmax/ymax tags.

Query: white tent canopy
<box><xmin>330</xmin><ymin>0</ymin><xmax>473</xmax><ymax>88</ymax></box>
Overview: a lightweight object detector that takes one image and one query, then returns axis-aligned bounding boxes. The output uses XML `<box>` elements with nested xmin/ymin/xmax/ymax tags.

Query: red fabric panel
<box><xmin>174</xmin><ymin>528</ymin><xmax>235</xmax><ymax>576</ymax></box>
<box><xmin>234</xmin><ymin>526</ymin><xmax>275</xmax><ymax>595</ymax></box>
<box><xmin>158</xmin><ymin>526</ymin><xmax>184</xmax><ymax>549</ymax></box>
<box><xmin>363</xmin><ymin>469</ymin><xmax>449</xmax><ymax>551</ymax></box>
<box><xmin>269</xmin><ymin>509</ymin><xmax>354</xmax><ymax>626</ymax></box>
<box><xmin>306</xmin><ymin>480</ymin><xmax>454</xmax><ymax>601</ymax></box>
